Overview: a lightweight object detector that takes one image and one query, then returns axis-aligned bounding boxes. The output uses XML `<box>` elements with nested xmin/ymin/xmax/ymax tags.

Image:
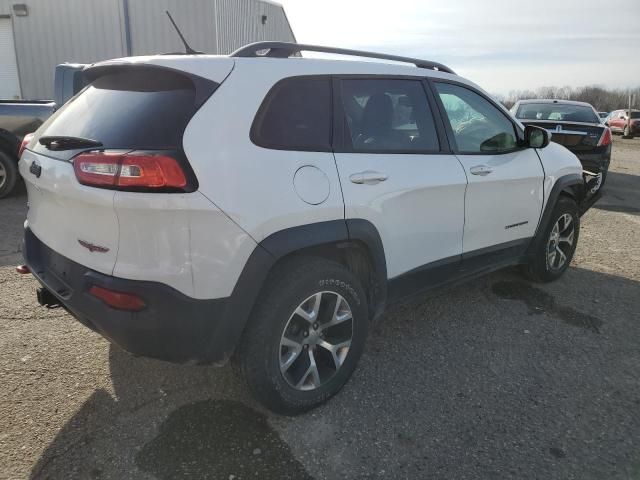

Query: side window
<box><xmin>252</xmin><ymin>76</ymin><xmax>331</xmax><ymax>151</ymax></box>
<box><xmin>435</xmin><ymin>83</ymin><xmax>518</xmax><ymax>154</ymax></box>
<box><xmin>339</xmin><ymin>78</ymin><xmax>439</xmax><ymax>152</ymax></box>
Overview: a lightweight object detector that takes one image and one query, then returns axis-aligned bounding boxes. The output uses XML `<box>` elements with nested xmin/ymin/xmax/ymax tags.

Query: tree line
<box><xmin>496</xmin><ymin>86</ymin><xmax>640</xmax><ymax>112</ymax></box>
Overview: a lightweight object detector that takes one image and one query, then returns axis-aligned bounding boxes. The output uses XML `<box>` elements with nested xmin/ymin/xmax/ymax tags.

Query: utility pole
<box><xmin>625</xmin><ymin>90</ymin><xmax>633</xmax><ymax>138</ymax></box>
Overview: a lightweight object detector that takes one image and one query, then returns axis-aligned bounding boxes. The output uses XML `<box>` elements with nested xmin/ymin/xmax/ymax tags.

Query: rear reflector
<box><xmin>598</xmin><ymin>128</ymin><xmax>612</xmax><ymax>147</ymax></box>
<box><xmin>74</xmin><ymin>151</ymin><xmax>188</xmax><ymax>191</ymax></box>
<box><xmin>18</xmin><ymin>133</ymin><xmax>34</xmax><ymax>158</ymax></box>
<box><xmin>89</xmin><ymin>285</ymin><xmax>146</xmax><ymax>311</ymax></box>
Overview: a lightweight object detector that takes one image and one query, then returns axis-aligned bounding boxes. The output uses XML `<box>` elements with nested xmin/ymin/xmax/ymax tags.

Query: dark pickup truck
<box><xmin>0</xmin><ymin>64</ymin><xmax>86</xmax><ymax>198</ymax></box>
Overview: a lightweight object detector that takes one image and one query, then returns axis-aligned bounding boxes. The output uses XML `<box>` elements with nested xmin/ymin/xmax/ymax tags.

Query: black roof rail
<box><xmin>230</xmin><ymin>41</ymin><xmax>456</xmax><ymax>75</ymax></box>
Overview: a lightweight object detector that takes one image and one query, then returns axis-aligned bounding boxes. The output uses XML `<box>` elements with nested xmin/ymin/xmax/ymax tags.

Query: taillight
<box><xmin>18</xmin><ymin>133</ymin><xmax>34</xmax><ymax>158</ymax></box>
<box><xmin>598</xmin><ymin>128</ymin><xmax>612</xmax><ymax>147</ymax></box>
<box><xmin>73</xmin><ymin>151</ymin><xmax>188</xmax><ymax>191</ymax></box>
<box><xmin>89</xmin><ymin>285</ymin><xmax>146</xmax><ymax>311</ymax></box>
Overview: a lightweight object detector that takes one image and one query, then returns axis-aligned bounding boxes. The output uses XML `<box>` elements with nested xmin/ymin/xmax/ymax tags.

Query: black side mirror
<box><xmin>525</xmin><ymin>124</ymin><xmax>551</xmax><ymax>149</ymax></box>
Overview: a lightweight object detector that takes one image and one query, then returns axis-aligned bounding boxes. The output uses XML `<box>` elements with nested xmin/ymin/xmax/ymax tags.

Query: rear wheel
<box><xmin>523</xmin><ymin>196</ymin><xmax>579</xmax><ymax>282</ymax></box>
<box><xmin>0</xmin><ymin>151</ymin><xmax>18</xmax><ymax>199</ymax></box>
<box><xmin>237</xmin><ymin>257</ymin><xmax>368</xmax><ymax>415</ymax></box>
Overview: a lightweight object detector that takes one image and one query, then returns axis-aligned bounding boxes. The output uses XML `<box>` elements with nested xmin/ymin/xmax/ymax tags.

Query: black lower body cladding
<box><xmin>22</xmin><ymin>228</ymin><xmax>264</xmax><ymax>364</ymax></box>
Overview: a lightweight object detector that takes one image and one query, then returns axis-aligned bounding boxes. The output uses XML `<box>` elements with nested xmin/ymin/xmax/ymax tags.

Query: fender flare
<box><xmin>216</xmin><ymin>219</ymin><xmax>388</xmax><ymax>360</ymax></box>
<box><xmin>527</xmin><ymin>173</ymin><xmax>584</xmax><ymax>255</ymax></box>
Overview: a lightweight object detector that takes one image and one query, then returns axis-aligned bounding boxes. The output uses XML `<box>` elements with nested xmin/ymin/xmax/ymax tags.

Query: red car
<box><xmin>606</xmin><ymin>109</ymin><xmax>640</xmax><ymax>136</ymax></box>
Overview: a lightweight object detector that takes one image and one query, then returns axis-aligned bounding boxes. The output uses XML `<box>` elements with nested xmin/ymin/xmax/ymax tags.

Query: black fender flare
<box><xmin>217</xmin><ymin>219</ymin><xmax>388</xmax><ymax>360</ymax></box>
<box><xmin>259</xmin><ymin>219</ymin><xmax>388</xmax><ymax>319</ymax></box>
<box><xmin>527</xmin><ymin>173</ymin><xmax>584</xmax><ymax>255</ymax></box>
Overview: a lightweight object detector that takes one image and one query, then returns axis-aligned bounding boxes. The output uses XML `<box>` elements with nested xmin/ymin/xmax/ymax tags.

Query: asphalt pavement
<box><xmin>1</xmin><ymin>137</ymin><xmax>639</xmax><ymax>479</ymax></box>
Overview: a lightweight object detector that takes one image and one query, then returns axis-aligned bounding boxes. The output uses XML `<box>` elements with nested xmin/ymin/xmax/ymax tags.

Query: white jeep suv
<box><xmin>19</xmin><ymin>42</ymin><xmax>590</xmax><ymax>414</ymax></box>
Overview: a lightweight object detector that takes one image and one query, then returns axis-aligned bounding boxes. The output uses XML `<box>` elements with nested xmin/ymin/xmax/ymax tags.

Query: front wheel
<box><xmin>237</xmin><ymin>257</ymin><xmax>369</xmax><ymax>415</ymax></box>
<box><xmin>523</xmin><ymin>196</ymin><xmax>579</xmax><ymax>283</ymax></box>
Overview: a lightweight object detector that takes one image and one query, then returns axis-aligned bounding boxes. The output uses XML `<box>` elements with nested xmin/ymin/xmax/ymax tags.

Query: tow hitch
<box><xmin>37</xmin><ymin>287</ymin><xmax>62</xmax><ymax>308</ymax></box>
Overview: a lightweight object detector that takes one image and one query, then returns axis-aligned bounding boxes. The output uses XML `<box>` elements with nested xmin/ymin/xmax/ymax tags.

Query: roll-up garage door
<box><xmin>0</xmin><ymin>17</ymin><xmax>21</xmax><ymax>99</ymax></box>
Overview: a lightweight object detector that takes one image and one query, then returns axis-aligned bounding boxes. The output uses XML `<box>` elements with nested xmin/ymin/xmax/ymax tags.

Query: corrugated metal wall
<box><xmin>0</xmin><ymin>0</ymin><xmax>295</xmax><ymax>99</ymax></box>
<box><xmin>0</xmin><ymin>0</ymin><xmax>126</xmax><ymax>99</ymax></box>
<box><xmin>214</xmin><ymin>0</ymin><xmax>295</xmax><ymax>54</ymax></box>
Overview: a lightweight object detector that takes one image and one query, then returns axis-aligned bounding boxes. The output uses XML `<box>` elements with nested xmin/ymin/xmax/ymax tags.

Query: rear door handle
<box><xmin>470</xmin><ymin>165</ymin><xmax>493</xmax><ymax>176</ymax></box>
<box><xmin>349</xmin><ymin>171</ymin><xmax>389</xmax><ymax>185</ymax></box>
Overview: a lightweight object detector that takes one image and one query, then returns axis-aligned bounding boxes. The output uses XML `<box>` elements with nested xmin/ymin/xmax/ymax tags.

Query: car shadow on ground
<box><xmin>29</xmin><ymin>267</ymin><xmax>640</xmax><ymax>480</ymax></box>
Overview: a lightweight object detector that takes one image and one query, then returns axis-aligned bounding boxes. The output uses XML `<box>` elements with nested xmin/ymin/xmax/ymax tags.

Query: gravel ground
<box><xmin>1</xmin><ymin>137</ymin><xmax>639</xmax><ymax>480</ymax></box>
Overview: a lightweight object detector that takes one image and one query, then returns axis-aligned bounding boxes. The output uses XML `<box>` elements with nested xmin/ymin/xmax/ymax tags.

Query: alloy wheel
<box><xmin>546</xmin><ymin>213</ymin><xmax>575</xmax><ymax>271</ymax></box>
<box><xmin>279</xmin><ymin>291</ymin><xmax>354</xmax><ymax>391</ymax></box>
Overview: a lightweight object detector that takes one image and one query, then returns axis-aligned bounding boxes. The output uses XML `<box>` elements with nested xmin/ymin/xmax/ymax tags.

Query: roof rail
<box><xmin>230</xmin><ymin>41</ymin><xmax>456</xmax><ymax>75</ymax></box>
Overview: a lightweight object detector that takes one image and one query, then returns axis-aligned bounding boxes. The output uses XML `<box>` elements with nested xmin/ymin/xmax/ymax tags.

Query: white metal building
<box><xmin>0</xmin><ymin>0</ymin><xmax>296</xmax><ymax>100</ymax></box>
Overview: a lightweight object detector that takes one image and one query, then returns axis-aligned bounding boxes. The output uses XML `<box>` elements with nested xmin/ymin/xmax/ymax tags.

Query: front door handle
<box><xmin>349</xmin><ymin>171</ymin><xmax>389</xmax><ymax>185</ymax></box>
<box><xmin>470</xmin><ymin>165</ymin><xmax>493</xmax><ymax>176</ymax></box>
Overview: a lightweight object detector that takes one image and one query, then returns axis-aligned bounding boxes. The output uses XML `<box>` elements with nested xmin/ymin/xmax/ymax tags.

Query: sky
<box><xmin>280</xmin><ymin>0</ymin><xmax>640</xmax><ymax>95</ymax></box>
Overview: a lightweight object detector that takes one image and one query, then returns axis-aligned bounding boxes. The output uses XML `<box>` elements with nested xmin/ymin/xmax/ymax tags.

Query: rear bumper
<box><xmin>23</xmin><ymin>228</ymin><xmax>243</xmax><ymax>364</ymax></box>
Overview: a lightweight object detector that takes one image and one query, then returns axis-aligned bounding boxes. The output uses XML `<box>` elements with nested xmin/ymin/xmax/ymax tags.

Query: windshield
<box><xmin>630</xmin><ymin>112</ymin><xmax>640</xmax><ymax>119</ymax></box>
<box><xmin>516</xmin><ymin>103</ymin><xmax>600</xmax><ymax>123</ymax></box>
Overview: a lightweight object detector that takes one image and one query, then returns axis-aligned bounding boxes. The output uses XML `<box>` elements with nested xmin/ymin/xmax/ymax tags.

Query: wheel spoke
<box><xmin>556</xmin><ymin>246</ymin><xmax>567</xmax><ymax>266</ymax></box>
<box><xmin>561</xmin><ymin>214</ymin><xmax>572</xmax><ymax>232</ymax></box>
<box><xmin>295</xmin><ymin>292</ymin><xmax>322</xmax><ymax>324</ymax></box>
<box><xmin>280</xmin><ymin>337</ymin><xmax>303</xmax><ymax>373</ymax></box>
<box><xmin>559</xmin><ymin>230</ymin><xmax>574</xmax><ymax>246</ymax></box>
<box><xmin>296</xmin><ymin>350</ymin><xmax>321</xmax><ymax>390</ymax></box>
<box><xmin>320</xmin><ymin>295</ymin><xmax>352</xmax><ymax>331</ymax></box>
<box><xmin>318</xmin><ymin>339</ymin><xmax>352</xmax><ymax>369</ymax></box>
<box><xmin>547</xmin><ymin>249</ymin><xmax>556</xmax><ymax>268</ymax></box>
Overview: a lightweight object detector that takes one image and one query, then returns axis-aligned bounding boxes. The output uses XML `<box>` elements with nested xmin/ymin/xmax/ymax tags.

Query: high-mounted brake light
<box><xmin>73</xmin><ymin>151</ymin><xmax>188</xmax><ymax>191</ymax></box>
<box><xmin>89</xmin><ymin>285</ymin><xmax>146</xmax><ymax>311</ymax></box>
<box><xmin>598</xmin><ymin>128</ymin><xmax>612</xmax><ymax>147</ymax></box>
<box><xmin>18</xmin><ymin>133</ymin><xmax>34</xmax><ymax>158</ymax></box>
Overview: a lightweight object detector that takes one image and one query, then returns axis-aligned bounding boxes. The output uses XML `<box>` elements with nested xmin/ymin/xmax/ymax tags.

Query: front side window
<box><xmin>339</xmin><ymin>78</ymin><xmax>439</xmax><ymax>152</ymax></box>
<box><xmin>252</xmin><ymin>76</ymin><xmax>332</xmax><ymax>151</ymax></box>
<box><xmin>435</xmin><ymin>83</ymin><xmax>518</xmax><ymax>154</ymax></box>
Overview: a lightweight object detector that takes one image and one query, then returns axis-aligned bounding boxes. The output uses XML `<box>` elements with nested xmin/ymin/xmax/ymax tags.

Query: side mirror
<box><xmin>525</xmin><ymin>124</ymin><xmax>551</xmax><ymax>149</ymax></box>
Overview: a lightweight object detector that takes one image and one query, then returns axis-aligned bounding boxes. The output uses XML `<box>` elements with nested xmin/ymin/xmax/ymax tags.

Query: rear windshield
<box><xmin>34</xmin><ymin>67</ymin><xmax>200</xmax><ymax>158</ymax></box>
<box><xmin>515</xmin><ymin>103</ymin><xmax>599</xmax><ymax>124</ymax></box>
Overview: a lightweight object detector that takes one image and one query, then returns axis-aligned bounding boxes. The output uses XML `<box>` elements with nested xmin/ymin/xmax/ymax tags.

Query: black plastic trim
<box><xmin>230</xmin><ymin>41</ymin><xmax>456</xmax><ymax>74</ymax></box>
<box><xmin>527</xmin><ymin>173</ymin><xmax>584</xmax><ymax>255</ymax></box>
<box><xmin>259</xmin><ymin>219</ymin><xmax>388</xmax><ymax>321</ymax></box>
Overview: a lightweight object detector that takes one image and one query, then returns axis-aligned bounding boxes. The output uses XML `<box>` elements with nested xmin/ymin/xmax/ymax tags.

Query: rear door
<box><xmin>432</xmin><ymin>81</ymin><xmax>544</xmax><ymax>264</ymax></box>
<box><xmin>333</xmin><ymin>77</ymin><xmax>468</xmax><ymax>284</ymax></box>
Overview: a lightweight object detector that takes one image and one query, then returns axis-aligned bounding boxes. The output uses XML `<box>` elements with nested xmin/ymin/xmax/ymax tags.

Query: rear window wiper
<box><xmin>39</xmin><ymin>136</ymin><xmax>103</xmax><ymax>151</ymax></box>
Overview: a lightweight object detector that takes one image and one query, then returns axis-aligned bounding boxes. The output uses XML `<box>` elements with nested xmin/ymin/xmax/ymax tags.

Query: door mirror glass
<box><xmin>525</xmin><ymin>125</ymin><xmax>550</xmax><ymax>149</ymax></box>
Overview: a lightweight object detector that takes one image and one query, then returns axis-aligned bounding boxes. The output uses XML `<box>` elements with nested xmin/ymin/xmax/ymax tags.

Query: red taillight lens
<box><xmin>73</xmin><ymin>151</ymin><xmax>188</xmax><ymax>191</ymax></box>
<box><xmin>598</xmin><ymin>128</ymin><xmax>612</xmax><ymax>147</ymax></box>
<box><xmin>18</xmin><ymin>133</ymin><xmax>34</xmax><ymax>158</ymax></box>
<box><xmin>89</xmin><ymin>285</ymin><xmax>146</xmax><ymax>311</ymax></box>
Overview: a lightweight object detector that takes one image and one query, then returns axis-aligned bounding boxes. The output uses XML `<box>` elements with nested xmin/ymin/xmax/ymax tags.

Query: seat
<box><xmin>355</xmin><ymin>93</ymin><xmax>394</xmax><ymax>148</ymax></box>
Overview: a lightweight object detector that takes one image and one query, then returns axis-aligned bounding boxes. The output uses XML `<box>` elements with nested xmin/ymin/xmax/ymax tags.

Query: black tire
<box><xmin>237</xmin><ymin>257</ymin><xmax>369</xmax><ymax>415</ymax></box>
<box><xmin>0</xmin><ymin>151</ymin><xmax>19</xmax><ymax>199</ymax></box>
<box><xmin>523</xmin><ymin>196</ymin><xmax>579</xmax><ymax>283</ymax></box>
